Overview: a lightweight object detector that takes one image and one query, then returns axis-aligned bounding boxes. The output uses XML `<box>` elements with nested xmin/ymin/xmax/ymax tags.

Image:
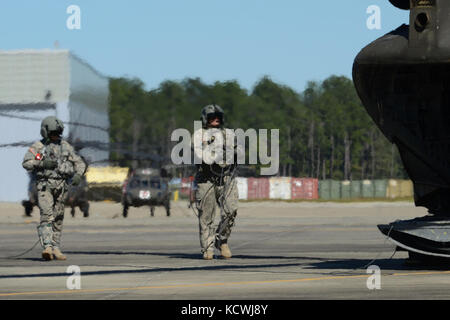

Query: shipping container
<box><xmin>319</xmin><ymin>180</ymin><xmax>341</xmax><ymax>200</ymax></box>
<box><xmin>387</xmin><ymin>179</ymin><xmax>414</xmax><ymax>198</ymax></box>
<box><xmin>351</xmin><ymin>180</ymin><xmax>362</xmax><ymax>198</ymax></box>
<box><xmin>399</xmin><ymin>180</ymin><xmax>414</xmax><ymax>198</ymax></box>
<box><xmin>247</xmin><ymin>178</ymin><xmax>270</xmax><ymax>200</ymax></box>
<box><xmin>269</xmin><ymin>177</ymin><xmax>292</xmax><ymax>200</ymax></box>
<box><xmin>373</xmin><ymin>179</ymin><xmax>388</xmax><ymax>198</ymax></box>
<box><xmin>341</xmin><ymin>180</ymin><xmax>351</xmax><ymax>199</ymax></box>
<box><xmin>361</xmin><ymin>180</ymin><xmax>375</xmax><ymax>198</ymax></box>
<box><xmin>180</xmin><ymin>177</ymin><xmax>193</xmax><ymax>197</ymax></box>
<box><xmin>330</xmin><ymin>180</ymin><xmax>341</xmax><ymax>199</ymax></box>
<box><xmin>236</xmin><ymin>177</ymin><xmax>248</xmax><ymax>200</ymax></box>
<box><xmin>387</xmin><ymin>179</ymin><xmax>400</xmax><ymax>198</ymax></box>
<box><xmin>291</xmin><ymin>178</ymin><xmax>319</xmax><ymax>200</ymax></box>
<box><xmin>319</xmin><ymin>180</ymin><xmax>330</xmax><ymax>199</ymax></box>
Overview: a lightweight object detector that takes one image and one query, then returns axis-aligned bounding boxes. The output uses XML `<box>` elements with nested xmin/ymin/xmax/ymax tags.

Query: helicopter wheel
<box><xmin>82</xmin><ymin>202</ymin><xmax>89</xmax><ymax>218</ymax></box>
<box><xmin>24</xmin><ymin>203</ymin><xmax>33</xmax><ymax>217</ymax></box>
<box><xmin>165</xmin><ymin>201</ymin><xmax>170</xmax><ymax>217</ymax></box>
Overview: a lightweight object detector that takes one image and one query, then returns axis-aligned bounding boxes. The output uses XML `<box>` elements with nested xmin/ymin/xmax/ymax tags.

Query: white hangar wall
<box><xmin>68</xmin><ymin>54</ymin><xmax>109</xmax><ymax>165</ymax></box>
<box><xmin>0</xmin><ymin>50</ymin><xmax>110</xmax><ymax>202</ymax></box>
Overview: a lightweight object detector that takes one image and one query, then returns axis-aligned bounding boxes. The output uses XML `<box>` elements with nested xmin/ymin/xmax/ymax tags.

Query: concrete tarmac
<box><xmin>0</xmin><ymin>200</ymin><xmax>449</xmax><ymax>300</ymax></box>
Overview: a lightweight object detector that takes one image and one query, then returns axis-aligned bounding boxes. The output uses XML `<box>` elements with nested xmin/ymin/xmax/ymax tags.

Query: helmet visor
<box><xmin>206</xmin><ymin>112</ymin><xmax>223</xmax><ymax>123</ymax></box>
<box><xmin>48</xmin><ymin>127</ymin><xmax>63</xmax><ymax>138</ymax></box>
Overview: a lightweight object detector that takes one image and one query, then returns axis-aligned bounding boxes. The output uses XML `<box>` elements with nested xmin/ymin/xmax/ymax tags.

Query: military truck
<box><xmin>121</xmin><ymin>168</ymin><xmax>171</xmax><ymax>218</ymax></box>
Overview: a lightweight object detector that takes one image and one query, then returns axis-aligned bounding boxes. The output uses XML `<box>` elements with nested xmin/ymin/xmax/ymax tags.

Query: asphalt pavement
<box><xmin>1</xmin><ymin>200</ymin><xmax>449</xmax><ymax>300</ymax></box>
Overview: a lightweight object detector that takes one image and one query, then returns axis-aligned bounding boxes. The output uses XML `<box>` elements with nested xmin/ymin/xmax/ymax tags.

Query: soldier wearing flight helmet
<box><xmin>22</xmin><ymin>116</ymin><xmax>86</xmax><ymax>261</ymax></box>
<box><xmin>193</xmin><ymin>104</ymin><xmax>241</xmax><ymax>260</ymax></box>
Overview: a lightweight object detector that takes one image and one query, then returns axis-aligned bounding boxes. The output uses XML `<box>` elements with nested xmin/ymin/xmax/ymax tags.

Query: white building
<box><xmin>0</xmin><ymin>49</ymin><xmax>110</xmax><ymax>202</ymax></box>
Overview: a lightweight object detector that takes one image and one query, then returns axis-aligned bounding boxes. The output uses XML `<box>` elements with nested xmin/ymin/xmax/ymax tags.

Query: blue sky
<box><xmin>0</xmin><ymin>0</ymin><xmax>409</xmax><ymax>92</ymax></box>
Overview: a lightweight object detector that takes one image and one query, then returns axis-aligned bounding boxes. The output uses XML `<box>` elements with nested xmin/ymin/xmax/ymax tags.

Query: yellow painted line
<box><xmin>2</xmin><ymin>270</ymin><xmax>450</xmax><ymax>297</ymax></box>
<box><xmin>392</xmin><ymin>270</ymin><xmax>450</xmax><ymax>277</ymax></box>
<box><xmin>0</xmin><ymin>275</ymin><xmax>368</xmax><ymax>297</ymax></box>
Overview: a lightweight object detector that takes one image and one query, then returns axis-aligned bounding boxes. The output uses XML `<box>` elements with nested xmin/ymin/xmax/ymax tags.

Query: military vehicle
<box><xmin>353</xmin><ymin>0</ymin><xmax>450</xmax><ymax>260</ymax></box>
<box><xmin>121</xmin><ymin>168</ymin><xmax>171</xmax><ymax>218</ymax></box>
<box><xmin>66</xmin><ymin>176</ymin><xmax>90</xmax><ymax>218</ymax></box>
<box><xmin>22</xmin><ymin>173</ymin><xmax>38</xmax><ymax>217</ymax></box>
<box><xmin>22</xmin><ymin>173</ymin><xmax>90</xmax><ymax>218</ymax></box>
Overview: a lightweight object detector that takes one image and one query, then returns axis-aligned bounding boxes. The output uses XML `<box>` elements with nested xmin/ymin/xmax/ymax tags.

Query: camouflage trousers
<box><xmin>195</xmin><ymin>177</ymin><xmax>239</xmax><ymax>253</ymax></box>
<box><xmin>37</xmin><ymin>184</ymin><xmax>66</xmax><ymax>249</ymax></box>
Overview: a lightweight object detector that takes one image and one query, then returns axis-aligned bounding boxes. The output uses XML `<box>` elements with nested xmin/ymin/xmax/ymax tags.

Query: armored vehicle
<box><xmin>66</xmin><ymin>176</ymin><xmax>90</xmax><ymax>217</ymax></box>
<box><xmin>121</xmin><ymin>168</ymin><xmax>171</xmax><ymax>218</ymax></box>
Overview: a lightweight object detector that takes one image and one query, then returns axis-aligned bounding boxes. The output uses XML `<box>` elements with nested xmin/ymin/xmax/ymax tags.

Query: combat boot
<box><xmin>203</xmin><ymin>249</ymin><xmax>214</xmax><ymax>260</ymax></box>
<box><xmin>41</xmin><ymin>246</ymin><xmax>53</xmax><ymax>261</ymax></box>
<box><xmin>220</xmin><ymin>244</ymin><xmax>232</xmax><ymax>259</ymax></box>
<box><xmin>52</xmin><ymin>247</ymin><xmax>67</xmax><ymax>261</ymax></box>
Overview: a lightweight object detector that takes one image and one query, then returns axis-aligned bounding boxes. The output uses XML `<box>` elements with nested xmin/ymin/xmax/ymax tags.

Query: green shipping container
<box><xmin>319</xmin><ymin>180</ymin><xmax>341</xmax><ymax>200</ymax></box>
<box><xmin>350</xmin><ymin>180</ymin><xmax>362</xmax><ymax>199</ymax></box>
<box><xmin>373</xmin><ymin>179</ymin><xmax>388</xmax><ymax>198</ymax></box>
<box><xmin>319</xmin><ymin>180</ymin><xmax>331</xmax><ymax>200</ymax></box>
<box><xmin>341</xmin><ymin>180</ymin><xmax>351</xmax><ymax>199</ymax></box>
<box><xmin>362</xmin><ymin>180</ymin><xmax>375</xmax><ymax>198</ymax></box>
<box><xmin>330</xmin><ymin>180</ymin><xmax>341</xmax><ymax>200</ymax></box>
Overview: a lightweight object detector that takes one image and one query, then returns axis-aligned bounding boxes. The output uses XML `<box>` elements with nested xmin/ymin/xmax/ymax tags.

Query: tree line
<box><xmin>108</xmin><ymin>75</ymin><xmax>407</xmax><ymax>180</ymax></box>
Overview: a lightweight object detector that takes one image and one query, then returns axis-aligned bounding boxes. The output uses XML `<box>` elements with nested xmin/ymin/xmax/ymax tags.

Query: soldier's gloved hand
<box><xmin>41</xmin><ymin>159</ymin><xmax>58</xmax><ymax>170</ymax></box>
<box><xmin>71</xmin><ymin>174</ymin><xmax>82</xmax><ymax>186</ymax></box>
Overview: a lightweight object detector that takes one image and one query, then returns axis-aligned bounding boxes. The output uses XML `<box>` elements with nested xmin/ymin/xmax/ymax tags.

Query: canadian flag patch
<box><xmin>35</xmin><ymin>153</ymin><xmax>43</xmax><ymax>160</ymax></box>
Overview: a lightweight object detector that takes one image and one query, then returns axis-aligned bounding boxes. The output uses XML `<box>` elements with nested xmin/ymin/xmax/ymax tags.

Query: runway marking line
<box><xmin>1</xmin><ymin>270</ymin><xmax>450</xmax><ymax>297</ymax></box>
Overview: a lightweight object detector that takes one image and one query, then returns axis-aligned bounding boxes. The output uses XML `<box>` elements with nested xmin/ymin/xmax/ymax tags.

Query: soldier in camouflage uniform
<box><xmin>193</xmin><ymin>105</ymin><xmax>240</xmax><ymax>260</ymax></box>
<box><xmin>22</xmin><ymin>116</ymin><xmax>86</xmax><ymax>261</ymax></box>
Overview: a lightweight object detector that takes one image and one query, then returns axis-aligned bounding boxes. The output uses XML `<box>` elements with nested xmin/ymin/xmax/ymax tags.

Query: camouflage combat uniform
<box><xmin>22</xmin><ymin>139</ymin><xmax>86</xmax><ymax>251</ymax></box>
<box><xmin>193</xmin><ymin>126</ymin><xmax>240</xmax><ymax>256</ymax></box>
